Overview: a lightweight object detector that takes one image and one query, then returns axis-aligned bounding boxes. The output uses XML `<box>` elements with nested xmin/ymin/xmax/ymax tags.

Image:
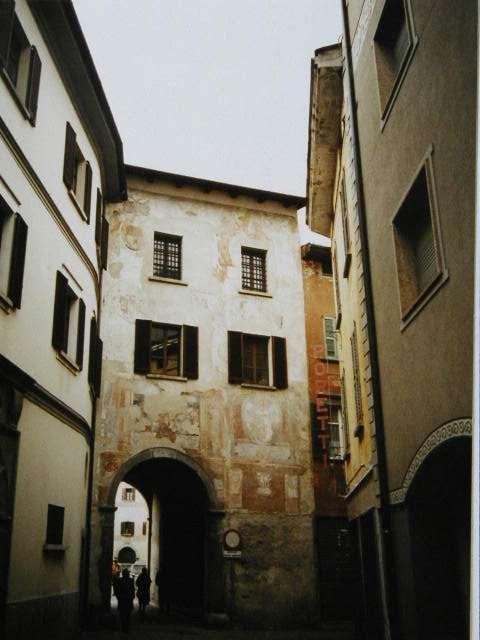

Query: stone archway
<box><xmin>96</xmin><ymin>447</ymin><xmax>225</xmax><ymax>618</ymax></box>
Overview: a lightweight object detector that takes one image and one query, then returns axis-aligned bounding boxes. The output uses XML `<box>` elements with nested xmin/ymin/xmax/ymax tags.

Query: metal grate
<box><xmin>153</xmin><ymin>233</ymin><xmax>182</xmax><ymax>279</ymax></box>
<box><xmin>241</xmin><ymin>248</ymin><xmax>267</xmax><ymax>292</ymax></box>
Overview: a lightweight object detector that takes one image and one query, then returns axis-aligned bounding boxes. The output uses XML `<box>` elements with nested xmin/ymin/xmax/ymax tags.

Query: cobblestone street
<box><xmin>80</xmin><ymin>608</ymin><xmax>353</xmax><ymax>640</ymax></box>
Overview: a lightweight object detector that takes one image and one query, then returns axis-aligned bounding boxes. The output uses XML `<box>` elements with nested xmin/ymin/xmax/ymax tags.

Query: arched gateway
<box><xmin>96</xmin><ymin>447</ymin><xmax>225</xmax><ymax>619</ymax></box>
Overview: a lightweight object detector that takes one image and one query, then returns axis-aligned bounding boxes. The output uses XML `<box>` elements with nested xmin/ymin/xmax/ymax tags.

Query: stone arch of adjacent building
<box><xmin>388</xmin><ymin>417</ymin><xmax>472</xmax><ymax>505</ymax></box>
<box><xmin>96</xmin><ymin>446</ymin><xmax>225</xmax><ymax>616</ymax></box>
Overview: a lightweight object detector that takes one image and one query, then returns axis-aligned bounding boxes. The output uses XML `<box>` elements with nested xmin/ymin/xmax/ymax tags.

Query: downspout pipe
<box><xmin>340</xmin><ymin>2</ymin><xmax>395</xmax><ymax>638</ymax></box>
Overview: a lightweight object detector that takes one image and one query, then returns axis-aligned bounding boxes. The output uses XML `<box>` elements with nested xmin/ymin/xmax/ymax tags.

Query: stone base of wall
<box><xmin>226</xmin><ymin>513</ymin><xmax>316</xmax><ymax>628</ymax></box>
<box><xmin>6</xmin><ymin>592</ymin><xmax>79</xmax><ymax>640</ymax></box>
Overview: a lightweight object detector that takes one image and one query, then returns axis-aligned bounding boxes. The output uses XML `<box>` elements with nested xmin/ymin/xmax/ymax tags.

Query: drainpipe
<box><xmin>470</xmin><ymin>4</ymin><xmax>480</xmax><ymax>637</ymax></box>
<box><xmin>340</xmin><ymin>3</ymin><xmax>394</xmax><ymax>639</ymax></box>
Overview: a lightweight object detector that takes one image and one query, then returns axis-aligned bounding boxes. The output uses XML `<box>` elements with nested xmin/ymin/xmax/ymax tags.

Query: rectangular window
<box><xmin>350</xmin><ymin>325</ymin><xmax>363</xmax><ymax>428</ymax></box>
<box><xmin>340</xmin><ymin>373</ymin><xmax>350</xmax><ymax>453</ymax></box>
<box><xmin>328</xmin><ymin>406</ymin><xmax>344</xmax><ymax>460</ymax></box>
<box><xmin>46</xmin><ymin>504</ymin><xmax>65</xmax><ymax>545</ymax></box>
<box><xmin>241</xmin><ymin>247</ymin><xmax>267</xmax><ymax>292</ymax></box>
<box><xmin>120</xmin><ymin>521</ymin><xmax>135</xmax><ymax>536</ymax></box>
<box><xmin>393</xmin><ymin>160</ymin><xmax>444</xmax><ymax>320</ymax></box>
<box><xmin>122</xmin><ymin>487</ymin><xmax>135</xmax><ymax>502</ymax></box>
<box><xmin>134</xmin><ymin>320</ymin><xmax>199</xmax><ymax>379</ymax></box>
<box><xmin>142</xmin><ymin>522</ymin><xmax>147</xmax><ymax>536</ymax></box>
<box><xmin>63</xmin><ymin>123</ymin><xmax>92</xmax><ymax>222</ymax></box>
<box><xmin>339</xmin><ymin>175</ymin><xmax>351</xmax><ymax>277</ymax></box>
<box><xmin>51</xmin><ymin>271</ymin><xmax>86</xmax><ymax>369</ymax></box>
<box><xmin>0</xmin><ymin>6</ymin><xmax>41</xmax><ymax>125</ymax></box>
<box><xmin>0</xmin><ymin>196</ymin><xmax>27</xmax><ymax>309</ymax></box>
<box><xmin>374</xmin><ymin>0</ymin><xmax>415</xmax><ymax>117</ymax></box>
<box><xmin>323</xmin><ymin>317</ymin><xmax>339</xmax><ymax>360</ymax></box>
<box><xmin>153</xmin><ymin>232</ymin><xmax>182</xmax><ymax>280</ymax></box>
<box><xmin>227</xmin><ymin>331</ymin><xmax>287</xmax><ymax>389</ymax></box>
<box><xmin>243</xmin><ymin>335</ymin><xmax>269</xmax><ymax>386</ymax></box>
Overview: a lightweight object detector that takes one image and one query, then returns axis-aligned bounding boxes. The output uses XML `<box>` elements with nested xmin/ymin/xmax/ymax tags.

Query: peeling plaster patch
<box><xmin>241</xmin><ymin>397</ymin><xmax>282</xmax><ymax>444</ymax></box>
<box><xmin>214</xmin><ymin>236</ymin><xmax>233</xmax><ymax>282</ymax></box>
<box><xmin>214</xmin><ymin>478</ymin><xmax>225</xmax><ymax>499</ymax></box>
<box><xmin>123</xmin><ymin>224</ymin><xmax>144</xmax><ymax>251</ymax></box>
<box><xmin>256</xmin><ymin>472</ymin><xmax>272</xmax><ymax>496</ymax></box>
<box><xmin>230</xmin><ymin>468</ymin><xmax>243</xmax><ymax>508</ymax></box>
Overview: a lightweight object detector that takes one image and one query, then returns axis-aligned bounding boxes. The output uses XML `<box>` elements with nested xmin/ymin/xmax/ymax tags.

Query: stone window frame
<box><xmin>391</xmin><ymin>146</ymin><xmax>448</xmax><ymax>330</ymax></box>
<box><xmin>373</xmin><ymin>0</ymin><xmax>418</xmax><ymax>129</ymax></box>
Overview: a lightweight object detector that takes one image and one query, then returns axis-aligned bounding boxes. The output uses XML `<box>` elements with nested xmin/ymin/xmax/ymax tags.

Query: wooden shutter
<box><xmin>95</xmin><ymin>188</ymin><xmax>102</xmax><ymax>246</ymax></box>
<box><xmin>183</xmin><ymin>325</ymin><xmax>198</xmax><ymax>379</ymax></box>
<box><xmin>52</xmin><ymin>271</ymin><xmax>68</xmax><ymax>351</ymax></box>
<box><xmin>7</xmin><ymin>212</ymin><xmax>27</xmax><ymax>308</ymax></box>
<box><xmin>26</xmin><ymin>46</ymin><xmax>41</xmax><ymax>125</ymax></box>
<box><xmin>272</xmin><ymin>336</ymin><xmax>288</xmax><ymax>389</ymax></box>
<box><xmin>76</xmin><ymin>299</ymin><xmax>86</xmax><ymax>369</ymax></box>
<box><xmin>83</xmin><ymin>162</ymin><xmax>92</xmax><ymax>223</ymax></box>
<box><xmin>63</xmin><ymin>122</ymin><xmax>76</xmax><ymax>190</ymax></box>
<box><xmin>101</xmin><ymin>218</ymin><xmax>109</xmax><ymax>270</ymax></box>
<box><xmin>88</xmin><ymin>317</ymin><xmax>97</xmax><ymax>387</ymax></box>
<box><xmin>134</xmin><ymin>320</ymin><xmax>151</xmax><ymax>374</ymax></box>
<box><xmin>0</xmin><ymin>1</ymin><xmax>15</xmax><ymax>66</ymax></box>
<box><xmin>95</xmin><ymin>336</ymin><xmax>103</xmax><ymax>397</ymax></box>
<box><xmin>340</xmin><ymin>373</ymin><xmax>350</xmax><ymax>451</ymax></box>
<box><xmin>227</xmin><ymin>331</ymin><xmax>243</xmax><ymax>384</ymax></box>
<box><xmin>350</xmin><ymin>325</ymin><xmax>363</xmax><ymax>425</ymax></box>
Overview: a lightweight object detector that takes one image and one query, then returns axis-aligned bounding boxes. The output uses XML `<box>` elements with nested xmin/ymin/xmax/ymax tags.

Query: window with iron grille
<box><xmin>122</xmin><ymin>487</ymin><xmax>135</xmax><ymax>502</ymax></box>
<box><xmin>153</xmin><ymin>232</ymin><xmax>182</xmax><ymax>280</ymax></box>
<box><xmin>121</xmin><ymin>521</ymin><xmax>135</xmax><ymax>536</ymax></box>
<box><xmin>241</xmin><ymin>247</ymin><xmax>267</xmax><ymax>292</ymax></box>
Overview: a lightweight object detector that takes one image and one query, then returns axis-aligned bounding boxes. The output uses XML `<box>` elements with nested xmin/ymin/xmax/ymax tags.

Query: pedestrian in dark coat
<box><xmin>113</xmin><ymin>568</ymin><xmax>135</xmax><ymax>633</ymax></box>
<box><xmin>136</xmin><ymin>567</ymin><xmax>152</xmax><ymax>616</ymax></box>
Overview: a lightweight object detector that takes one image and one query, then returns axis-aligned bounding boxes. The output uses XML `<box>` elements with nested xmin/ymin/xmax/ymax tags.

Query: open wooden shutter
<box><xmin>227</xmin><ymin>331</ymin><xmax>243</xmax><ymax>384</ymax></box>
<box><xmin>76</xmin><ymin>299</ymin><xmax>86</xmax><ymax>369</ymax></box>
<box><xmin>272</xmin><ymin>336</ymin><xmax>288</xmax><ymax>389</ymax></box>
<box><xmin>134</xmin><ymin>320</ymin><xmax>151</xmax><ymax>374</ymax></box>
<box><xmin>95</xmin><ymin>188</ymin><xmax>102</xmax><ymax>246</ymax></box>
<box><xmin>52</xmin><ymin>271</ymin><xmax>68</xmax><ymax>351</ymax></box>
<box><xmin>0</xmin><ymin>1</ymin><xmax>15</xmax><ymax>67</ymax></box>
<box><xmin>7</xmin><ymin>213</ymin><xmax>28</xmax><ymax>308</ymax></box>
<box><xmin>183</xmin><ymin>325</ymin><xmax>198</xmax><ymax>379</ymax></box>
<box><xmin>63</xmin><ymin>122</ymin><xmax>76</xmax><ymax>190</ymax></box>
<box><xmin>26</xmin><ymin>45</ymin><xmax>41</xmax><ymax>125</ymax></box>
<box><xmin>88</xmin><ymin>317</ymin><xmax>97</xmax><ymax>387</ymax></box>
<box><xmin>101</xmin><ymin>218</ymin><xmax>109</xmax><ymax>270</ymax></box>
<box><xmin>83</xmin><ymin>162</ymin><xmax>92</xmax><ymax>223</ymax></box>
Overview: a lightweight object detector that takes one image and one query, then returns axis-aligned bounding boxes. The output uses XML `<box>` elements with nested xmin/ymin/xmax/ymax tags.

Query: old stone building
<box><xmin>307</xmin><ymin>1</ymin><xmax>476</xmax><ymax>638</ymax></box>
<box><xmin>0</xmin><ymin>0</ymin><xmax>124</xmax><ymax>638</ymax></box>
<box><xmin>89</xmin><ymin>165</ymin><xmax>318</xmax><ymax>627</ymax></box>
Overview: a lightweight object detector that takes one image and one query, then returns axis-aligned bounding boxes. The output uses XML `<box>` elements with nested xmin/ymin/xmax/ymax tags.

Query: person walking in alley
<box><xmin>113</xmin><ymin>568</ymin><xmax>135</xmax><ymax>633</ymax></box>
<box><xmin>136</xmin><ymin>567</ymin><xmax>152</xmax><ymax>617</ymax></box>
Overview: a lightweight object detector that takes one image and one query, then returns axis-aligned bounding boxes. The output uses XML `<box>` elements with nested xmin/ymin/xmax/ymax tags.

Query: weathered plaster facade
<box><xmin>90</xmin><ymin>169</ymin><xmax>315</xmax><ymax>626</ymax></box>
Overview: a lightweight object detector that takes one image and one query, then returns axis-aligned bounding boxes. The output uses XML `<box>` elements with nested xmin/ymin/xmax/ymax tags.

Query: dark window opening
<box><xmin>46</xmin><ymin>504</ymin><xmax>65</xmax><ymax>545</ymax></box>
<box><xmin>122</xmin><ymin>487</ymin><xmax>135</xmax><ymax>502</ymax></box>
<box><xmin>150</xmin><ymin>323</ymin><xmax>181</xmax><ymax>377</ymax></box>
<box><xmin>121</xmin><ymin>521</ymin><xmax>135</xmax><ymax>536</ymax></box>
<box><xmin>242</xmin><ymin>247</ymin><xmax>267</xmax><ymax>292</ymax></box>
<box><xmin>243</xmin><ymin>334</ymin><xmax>269</xmax><ymax>386</ymax></box>
<box><xmin>153</xmin><ymin>233</ymin><xmax>182</xmax><ymax>280</ymax></box>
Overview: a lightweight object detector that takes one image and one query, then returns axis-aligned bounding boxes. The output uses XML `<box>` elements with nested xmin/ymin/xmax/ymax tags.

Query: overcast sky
<box><xmin>74</xmin><ymin>0</ymin><xmax>341</xmax><ymax>198</ymax></box>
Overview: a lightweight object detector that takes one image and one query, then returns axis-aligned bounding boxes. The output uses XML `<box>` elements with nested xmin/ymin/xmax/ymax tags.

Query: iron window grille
<box><xmin>120</xmin><ymin>521</ymin><xmax>135</xmax><ymax>536</ymax></box>
<box><xmin>153</xmin><ymin>232</ymin><xmax>182</xmax><ymax>280</ymax></box>
<box><xmin>241</xmin><ymin>247</ymin><xmax>267</xmax><ymax>292</ymax></box>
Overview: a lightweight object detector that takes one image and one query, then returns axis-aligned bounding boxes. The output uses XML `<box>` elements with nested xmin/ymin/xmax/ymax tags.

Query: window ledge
<box><xmin>148</xmin><ymin>276</ymin><xmax>188</xmax><ymax>286</ymax></box>
<box><xmin>238</xmin><ymin>289</ymin><xmax>272</xmax><ymax>299</ymax></box>
<box><xmin>56</xmin><ymin>351</ymin><xmax>80</xmax><ymax>375</ymax></box>
<box><xmin>68</xmin><ymin>190</ymin><xmax>88</xmax><ymax>222</ymax></box>
<box><xmin>43</xmin><ymin>544</ymin><xmax>68</xmax><ymax>553</ymax></box>
<box><xmin>0</xmin><ymin>68</ymin><xmax>33</xmax><ymax>125</ymax></box>
<box><xmin>146</xmin><ymin>373</ymin><xmax>188</xmax><ymax>382</ymax></box>
<box><xmin>0</xmin><ymin>291</ymin><xmax>13</xmax><ymax>314</ymax></box>
<box><xmin>240</xmin><ymin>383</ymin><xmax>277</xmax><ymax>391</ymax></box>
<box><xmin>400</xmin><ymin>269</ymin><xmax>449</xmax><ymax>332</ymax></box>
